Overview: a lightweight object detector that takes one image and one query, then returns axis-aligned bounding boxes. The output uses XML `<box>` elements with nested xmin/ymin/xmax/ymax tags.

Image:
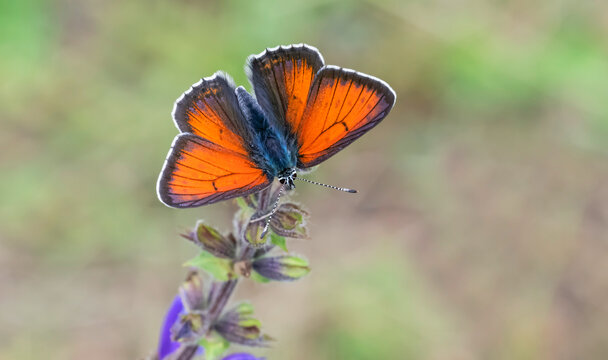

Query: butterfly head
<box><xmin>278</xmin><ymin>168</ymin><xmax>297</xmax><ymax>190</ymax></box>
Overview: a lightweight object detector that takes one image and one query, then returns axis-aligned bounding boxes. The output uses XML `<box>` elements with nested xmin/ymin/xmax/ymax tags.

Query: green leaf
<box><xmin>236</xmin><ymin>195</ymin><xmax>257</xmax><ymax>214</ymax></box>
<box><xmin>270</xmin><ymin>233</ymin><xmax>288</xmax><ymax>252</ymax></box>
<box><xmin>185</xmin><ymin>251</ymin><xmax>234</xmax><ymax>281</ymax></box>
<box><xmin>235</xmin><ymin>197</ymin><xmax>249</xmax><ymax>211</ymax></box>
<box><xmin>200</xmin><ymin>334</ymin><xmax>230</xmax><ymax>360</ymax></box>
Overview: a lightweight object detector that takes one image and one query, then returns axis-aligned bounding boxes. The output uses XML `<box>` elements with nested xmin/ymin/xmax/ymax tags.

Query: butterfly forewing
<box><xmin>159</xmin><ymin>73</ymin><xmax>271</xmax><ymax>208</ymax></box>
<box><xmin>157</xmin><ymin>134</ymin><xmax>271</xmax><ymax>208</ymax></box>
<box><xmin>246</xmin><ymin>44</ymin><xmax>324</xmax><ymax>139</ymax></box>
<box><xmin>172</xmin><ymin>72</ymin><xmax>253</xmax><ymax>155</ymax></box>
<box><xmin>296</xmin><ymin>66</ymin><xmax>396</xmax><ymax>168</ymax></box>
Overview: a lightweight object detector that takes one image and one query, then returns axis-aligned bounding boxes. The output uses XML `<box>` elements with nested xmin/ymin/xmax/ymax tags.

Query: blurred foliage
<box><xmin>1</xmin><ymin>0</ymin><xmax>607</xmax><ymax>359</ymax></box>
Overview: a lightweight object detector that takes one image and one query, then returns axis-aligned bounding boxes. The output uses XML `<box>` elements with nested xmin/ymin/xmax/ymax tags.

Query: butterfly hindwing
<box><xmin>157</xmin><ymin>133</ymin><xmax>272</xmax><ymax>208</ymax></box>
<box><xmin>172</xmin><ymin>72</ymin><xmax>254</xmax><ymax>156</ymax></box>
<box><xmin>246</xmin><ymin>44</ymin><xmax>324</xmax><ymax>142</ymax></box>
<box><xmin>296</xmin><ymin>66</ymin><xmax>396</xmax><ymax>168</ymax></box>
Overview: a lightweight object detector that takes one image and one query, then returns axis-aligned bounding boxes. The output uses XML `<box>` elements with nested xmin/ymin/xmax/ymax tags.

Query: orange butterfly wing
<box><xmin>296</xmin><ymin>66</ymin><xmax>396</xmax><ymax>168</ymax></box>
<box><xmin>172</xmin><ymin>72</ymin><xmax>252</xmax><ymax>155</ymax></box>
<box><xmin>157</xmin><ymin>134</ymin><xmax>271</xmax><ymax>208</ymax></box>
<box><xmin>247</xmin><ymin>44</ymin><xmax>324</xmax><ymax>138</ymax></box>
<box><xmin>158</xmin><ymin>73</ymin><xmax>271</xmax><ymax>208</ymax></box>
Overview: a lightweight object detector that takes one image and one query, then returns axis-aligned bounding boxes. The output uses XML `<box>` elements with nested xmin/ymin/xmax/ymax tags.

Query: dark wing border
<box><xmin>245</xmin><ymin>44</ymin><xmax>325</xmax><ymax>140</ymax></box>
<box><xmin>172</xmin><ymin>71</ymin><xmax>257</xmax><ymax>151</ymax></box>
<box><xmin>297</xmin><ymin>65</ymin><xmax>396</xmax><ymax>168</ymax></box>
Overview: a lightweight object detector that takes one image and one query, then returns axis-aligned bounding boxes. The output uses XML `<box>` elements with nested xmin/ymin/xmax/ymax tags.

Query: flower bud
<box><xmin>252</xmin><ymin>243</ymin><xmax>274</xmax><ymax>259</ymax></box>
<box><xmin>179</xmin><ymin>271</ymin><xmax>205</xmax><ymax>311</ymax></box>
<box><xmin>190</xmin><ymin>221</ymin><xmax>236</xmax><ymax>259</ymax></box>
<box><xmin>251</xmin><ymin>255</ymin><xmax>310</xmax><ymax>281</ymax></box>
<box><xmin>233</xmin><ymin>206</ymin><xmax>268</xmax><ymax>247</ymax></box>
<box><xmin>243</xmin><ymin>219</ymin><xmax>269</xmax><ymax>247</ymax></box>
<box><xmin>171</xmin><ymin>311</ymin><xmax>207</xmax><ymax>343</ymax></box>
<box><xmin>214</xmin><ymin>303</ymin><xmax>272</xmax><ymax>347</ymax></box>
<box><xmin>170</xmin><ymin>273</ymin><xmax>210</xmax><ymax>344</ymax></box>
<box><xmin>269</xmin><ymin>203</ymin><xmax>308</xmax><ymax>239</ymax></box>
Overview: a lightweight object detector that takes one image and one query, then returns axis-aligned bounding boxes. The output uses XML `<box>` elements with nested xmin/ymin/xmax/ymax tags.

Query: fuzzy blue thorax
<box><xmin>235</xmin><ymin>87</ymin><xmax>297</xmax><ymax>178</ymax></box>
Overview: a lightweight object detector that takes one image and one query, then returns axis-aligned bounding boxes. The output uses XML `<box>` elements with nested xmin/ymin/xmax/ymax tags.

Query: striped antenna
<box><xmin>295</xmin><ymin>177</ymin><xmax>357</xmax><ymax>193</ymax></box>
<box><xmin>250</xmin><ymin>186</ymin><xmax>285</xmax><ymax>238</ymax></box>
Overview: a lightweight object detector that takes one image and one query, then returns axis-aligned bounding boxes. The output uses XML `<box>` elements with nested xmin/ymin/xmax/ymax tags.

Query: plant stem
<box><xmin>173</xmin><ymin>345</ymin><xmax>199</xmax><ymax>360</ymax></box>
<box><xmin>169</xmin><ymin>185</ymin><xmax>279</xmax><ymax>360</ymax></box>
<box><xmin>207</xmin><ymin>280</ymin><xmax>238</xmax><ymax>321</ymax></box>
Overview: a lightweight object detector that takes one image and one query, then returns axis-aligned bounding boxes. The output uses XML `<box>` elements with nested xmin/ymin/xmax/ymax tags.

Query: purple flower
<box><xmin>157</xmin><ymin>295</ymin><xmax>264</xmax><ymax>360</ymax></box>
<box><xmin>158</xmin><ymin>295</ymin><xmax>200</xmax><ymax>359</ymax></box>
<box><xmin>223</xmin><ymin>353</ymin><xmax>265</xmax><ymax>360</ymax></box>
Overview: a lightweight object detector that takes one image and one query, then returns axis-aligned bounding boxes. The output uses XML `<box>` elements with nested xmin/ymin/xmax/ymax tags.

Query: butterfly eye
<box><xmin>279</xmin><ymin>179</ymin><xmax>286</xmax><ymax>184</ymax></box>
<box><xmin>292</xmin><ymin>172</ymin><xmax>297</xmax><ymax>178</ymax></box>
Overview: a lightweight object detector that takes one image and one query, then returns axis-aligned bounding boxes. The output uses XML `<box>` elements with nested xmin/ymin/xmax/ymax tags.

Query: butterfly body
<box><xmin>157</xmin><ymin>44</ymin><xmax>395</xmax><ymax>208</ymax></box>
<box><xmin>234</xmin><ymin>87</ymin><xmax>297</xmax><ymax>179</ymax></box>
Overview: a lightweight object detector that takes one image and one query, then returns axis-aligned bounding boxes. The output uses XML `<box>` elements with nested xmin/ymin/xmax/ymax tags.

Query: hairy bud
<box><xmin>252</xmin><ymin>255</ymin><xmax>310</xmax><ymax>281</ymax></box>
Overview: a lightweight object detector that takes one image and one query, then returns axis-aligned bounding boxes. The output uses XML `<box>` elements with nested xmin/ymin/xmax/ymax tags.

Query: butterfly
<box><xmin>157</xmin><ymin>44</ymin><xmax>396</xmax><ymax>208</ymax></box>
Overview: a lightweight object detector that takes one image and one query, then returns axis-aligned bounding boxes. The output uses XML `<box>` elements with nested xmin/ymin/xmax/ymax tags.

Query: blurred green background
<box><xmin>1</xmin><ymin>0</ymin><xmax>607</xmax><ymax>359</ymax></box>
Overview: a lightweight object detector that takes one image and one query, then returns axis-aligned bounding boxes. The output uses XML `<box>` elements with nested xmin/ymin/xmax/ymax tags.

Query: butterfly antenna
<box><xmin>295</xmin><ymin>177</ymin><xmax>358</xmax><ymax>193</ymax></box>
<box><xmin>250</xmin><ymin>186</ymin><xmax>285</xmax><ymax>239</ymax></box>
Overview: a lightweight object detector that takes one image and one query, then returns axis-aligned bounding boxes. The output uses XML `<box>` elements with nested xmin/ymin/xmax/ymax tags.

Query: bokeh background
<box><xmin>2</xmin><ymin>0</ymin><xmax>608</xmax><ymax>359</ymax></box>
